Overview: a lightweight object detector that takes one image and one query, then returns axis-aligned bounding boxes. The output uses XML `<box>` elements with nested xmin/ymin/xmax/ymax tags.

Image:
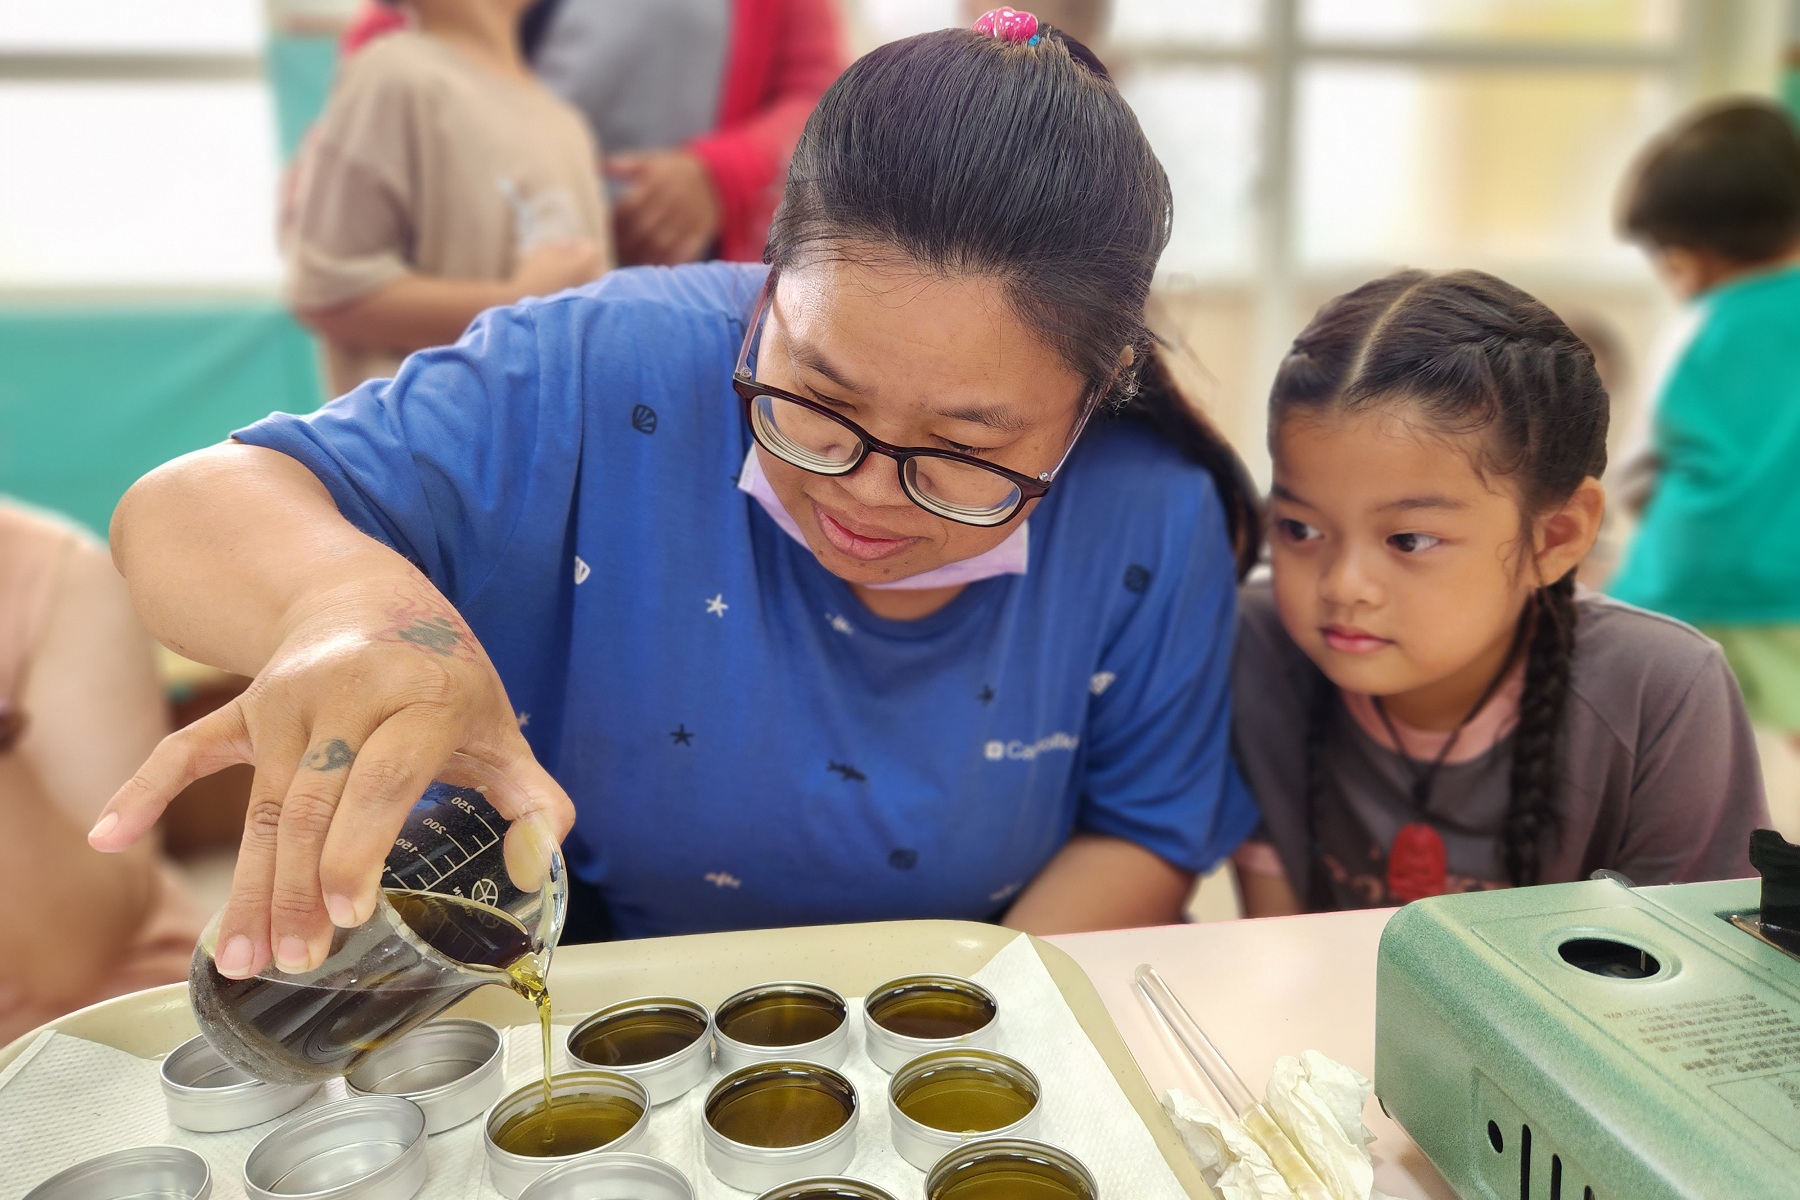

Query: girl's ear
<box><xmin>1534</xmin><ymin>477</ymin><xmax>1606</xmax><ymax>584</ymax></box>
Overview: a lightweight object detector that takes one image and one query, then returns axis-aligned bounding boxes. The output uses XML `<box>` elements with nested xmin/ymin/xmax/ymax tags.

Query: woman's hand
<box><xmin>87</xmin><ymin>570</ymin><xmax>573</xmax><ymax>980</ymax></box>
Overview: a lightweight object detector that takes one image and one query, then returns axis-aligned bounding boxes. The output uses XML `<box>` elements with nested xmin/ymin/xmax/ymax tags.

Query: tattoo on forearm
<box><xmin>304</xmin><ymin>739</ymin><xmax>357</xmax><ymax>772</ymax></box>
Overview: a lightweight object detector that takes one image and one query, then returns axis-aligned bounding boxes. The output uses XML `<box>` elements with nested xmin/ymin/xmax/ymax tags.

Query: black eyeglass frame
<box><xmin>731</xmin><ymin>272</ymin><xmax>1096</xmax><ymax>528</ymax></box>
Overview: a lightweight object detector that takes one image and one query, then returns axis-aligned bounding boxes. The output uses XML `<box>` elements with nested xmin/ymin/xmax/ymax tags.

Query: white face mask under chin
<box><xmin>736</xmin><ymin>448</ymin><xmax>1030</xmax><ymax>590</ymax></box>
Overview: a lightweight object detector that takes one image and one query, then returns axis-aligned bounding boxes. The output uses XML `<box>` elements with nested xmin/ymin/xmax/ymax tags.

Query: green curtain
<box><xmin>0</xmin><ymin>33</ymin><xmax>338</xmax><ymax>537</ymax></box>
<box><xmin>0</xmin><ymin>304</ymin><xmax>321</xmax><ymax>536</ymax></box>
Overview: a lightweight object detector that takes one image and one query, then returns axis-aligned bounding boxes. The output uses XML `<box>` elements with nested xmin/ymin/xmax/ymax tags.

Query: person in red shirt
<box><xmin>343</xmin><ymin>0</ymin><xmax>847</xmax><ymax>265</ymax></box>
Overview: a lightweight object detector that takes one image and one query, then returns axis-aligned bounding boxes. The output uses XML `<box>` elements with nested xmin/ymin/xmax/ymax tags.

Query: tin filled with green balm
<box><xmin>703</xmin><ymin>1061</ymin><xmax>860</xmax><ymax>1193</ymax></box>
<box><xmin>566</xmin><ymin>996</ymin><xmax>712</xmax><ymax>1104</ymax></box>
<box><xmin>862</xmin><ymin>974</ymin><xmax>999</xmax><ymax>1073</ymax></box>
<box><xmin>713</xmin><ymin>981</ymin><xmax>850</xmax><ymax>1073</ymax></box>
<box><xmin>888</xmin><ymin>1048</ymin><xmax>1042</xmax><ymax>1170</ymax></box>
<box><xmin>925</xmin><ymin>1138</ymin><xmax>1098</xmax><ymax>1200</ymax></box>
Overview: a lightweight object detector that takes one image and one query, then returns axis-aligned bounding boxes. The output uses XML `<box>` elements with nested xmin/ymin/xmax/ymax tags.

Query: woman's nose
<box><xmin>836</xmin><ymin>450</ymin><xmax>912</xmax><ymax>509</ymax></box>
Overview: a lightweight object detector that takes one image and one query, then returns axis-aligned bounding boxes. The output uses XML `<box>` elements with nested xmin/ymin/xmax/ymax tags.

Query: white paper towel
<box><xmin>1</xmin><ymin>934</ymin><xmax>1188</xmax><ymax>1199</ymax></box>
<box><xmin>1163</xmin><ymin>1050</ymin><xmax>1390</xmax><ymax>1200</ymax></box>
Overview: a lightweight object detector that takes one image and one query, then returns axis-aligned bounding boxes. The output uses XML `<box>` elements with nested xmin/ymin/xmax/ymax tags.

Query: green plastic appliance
<box><xmin>1375</xmin><ymin>832</ymin><xmax>1800</xmax><ymax>1199</ymax></box>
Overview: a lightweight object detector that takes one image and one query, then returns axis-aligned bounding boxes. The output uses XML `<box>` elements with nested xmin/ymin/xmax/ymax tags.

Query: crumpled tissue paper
<box><xmin>1164</xmin><ymin>1049</ymin><xmax>1393</xmax><ymax>1200</ymax></box>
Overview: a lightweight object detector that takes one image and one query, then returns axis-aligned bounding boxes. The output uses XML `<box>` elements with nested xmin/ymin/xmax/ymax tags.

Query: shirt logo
<box><xmin>984</xmin><ymin>732</ymin><xmax>1081</xmax><ymax>762</ymax></box>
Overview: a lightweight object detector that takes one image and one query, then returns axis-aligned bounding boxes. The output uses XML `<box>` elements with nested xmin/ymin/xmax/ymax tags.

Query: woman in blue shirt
<box><xmin>90</xmin><ymin>17</ymin><xmax>1260</xmax><ymax>979</ymax></box>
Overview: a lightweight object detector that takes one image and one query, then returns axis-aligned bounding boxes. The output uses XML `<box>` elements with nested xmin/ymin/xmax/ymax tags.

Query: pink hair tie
<box><xmin>974</xmin><ymin>7</ymin><xmax>1041</xmax><ymax>46</ymax></box>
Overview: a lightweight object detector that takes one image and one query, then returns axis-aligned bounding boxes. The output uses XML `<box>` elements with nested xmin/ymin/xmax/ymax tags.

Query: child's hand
<box><xmin>607</xmin><ymin>149</ymin><xmax>721</xmax><ymax>266</ymax></box>
<box><xmin>511</xmin><ymin>238</ymin><xmax>605</xmax><ymax>299</ymax></box>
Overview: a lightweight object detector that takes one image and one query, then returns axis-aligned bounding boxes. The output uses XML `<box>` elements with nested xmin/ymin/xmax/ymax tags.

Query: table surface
<box><xmin>1046</xmin><ymin>909</ymin><xmax>1457</xmax><ymax>1200</ymax></box>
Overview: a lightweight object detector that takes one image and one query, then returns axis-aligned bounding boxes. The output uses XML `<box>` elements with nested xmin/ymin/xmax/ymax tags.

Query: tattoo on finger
<box><xmin>304</xmin><ymin>738</ymin><xmax>357</xmax><ymax>772</ymax></box>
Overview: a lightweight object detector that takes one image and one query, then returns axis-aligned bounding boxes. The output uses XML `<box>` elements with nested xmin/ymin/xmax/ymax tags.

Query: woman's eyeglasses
<box><xmin>732</xmin><ymin>274</ymin><xmax>1094</xmax><ymax>529</ymax></box>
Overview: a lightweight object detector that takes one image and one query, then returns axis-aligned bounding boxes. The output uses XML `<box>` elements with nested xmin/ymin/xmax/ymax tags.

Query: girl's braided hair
<box><xmin>1270</xmin><ymin>269</ymin><xmax>1608</xmax><ymax>890</ymax></box>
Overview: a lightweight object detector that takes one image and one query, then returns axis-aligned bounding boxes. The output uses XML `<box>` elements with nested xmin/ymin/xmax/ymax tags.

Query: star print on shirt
<box><xmin>705</xmin><ymin>593</ymin><xmax>728</xmax><ymax>617</ymax></box>
<box><xmin>977</xmin><ymin>684</ymin><xmax>996</xmax><ymax>704</ymax></box>
<box><xmin>516</xmin><ymin>712</ymin><xmax>531</xmax><ymax>728</ymax></box>
<box><xmin>670</xmin><ymin>725</ymin><xmax>694</xmax><ymax>745</ymax></box>
<box><xmin>704</xmin><ymin>871</ymin><xmax>741</xmax><ymax>889</ymax></box>
<box><xmin>573</xmin><ymin>555</ymin><xmax>591</xmax><ymax>584</ymax></box>
<box><xmin>1089</xmin><ymin>672</ymin><xmax>1116</xmax><ymax>696</ymax></box>
<box><xmin>827</xmin><ymin>761</ymin><xmax>866</xmax><ymax>782</ymax></box>
<box><xmin>825</xmin><ymin>612</ymin><xmax>853</xmax><ymax>636</ymax></box>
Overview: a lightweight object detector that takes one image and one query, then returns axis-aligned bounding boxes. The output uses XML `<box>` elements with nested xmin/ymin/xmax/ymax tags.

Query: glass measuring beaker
<box><xmin>189</xmin><ymin>753</ymin><xmax>568</xmax><ymax>1084</ymax></box>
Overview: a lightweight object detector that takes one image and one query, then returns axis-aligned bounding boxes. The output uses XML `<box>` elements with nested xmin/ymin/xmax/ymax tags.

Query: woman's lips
<box><xmin>813</xmin><ymin>503</ymin><xmax>917</xmax><ymax>561</ymax></box>
<box><xmin>1321</xmin><ymin>625</ymin><xmax>1393</xmax><ymax>654</ymax></box>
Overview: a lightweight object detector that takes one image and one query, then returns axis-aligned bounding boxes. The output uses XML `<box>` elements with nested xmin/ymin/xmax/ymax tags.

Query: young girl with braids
<box><xmin>1230</xmin><ymin>269</ymin><xmax>1769</xmax><ymax>915</ymax></box>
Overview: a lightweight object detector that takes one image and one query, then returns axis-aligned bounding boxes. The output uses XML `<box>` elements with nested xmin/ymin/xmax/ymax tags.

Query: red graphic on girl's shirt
<box><xmin>1386</xmin><ymin>822</ymin><xmax>1449</xmax><ymax>902</ymax></box>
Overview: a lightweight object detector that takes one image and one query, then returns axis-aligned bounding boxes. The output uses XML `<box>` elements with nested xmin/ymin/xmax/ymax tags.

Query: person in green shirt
<box><xmin>1611</xmin><ymin>99</ymin><xmax>1800</xmax><ymax>733</ymax></box>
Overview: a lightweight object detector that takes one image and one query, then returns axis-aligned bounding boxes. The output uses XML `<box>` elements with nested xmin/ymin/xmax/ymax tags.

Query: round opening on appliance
<box><xmin>1557</xmin><ymin>936</ymin><xmax>1661</xmax><ymax>979</ymax></box>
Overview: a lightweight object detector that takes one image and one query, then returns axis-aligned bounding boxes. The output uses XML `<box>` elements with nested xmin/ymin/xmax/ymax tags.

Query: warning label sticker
<box><xmin>1601</xmin><ymin>992</ymin><xmax>1800</xmax><ymax>1150</ymax></box>
<box><xmin>1603</xmin><ymin>992</ymin><xmax>1800</xmax><ymax>1077</ymax></box>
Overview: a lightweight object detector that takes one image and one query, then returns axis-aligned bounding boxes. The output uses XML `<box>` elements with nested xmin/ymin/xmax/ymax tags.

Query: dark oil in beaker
<box><xmin>867</xmin><ymin>981</ymin><xmax>996</xmax><ymax>1040</ymax></box>
<box><xmin>707</xmin><ymin>1066</ymin><xmax>855</xmax><ymax>1148</ymax></box>
<box><xmin>492</xmin><ymin>1092</ymin><xmax>644</xmax><ymax>1156</ymax></box>
<box><xmin>571</xmin><ymin>1005</ymin><xmax>708</xmax><ymax>1067</ymax></box>
<box><xmin>190</xmin><ymin>890</ymin><xmax>541</xmax><ymax>1085</ymax></box>
<box><xmin>895</xmin><ymin>1061</ymin><xmax>1036</xmax><ymax>1132</ymax></box>
<box><xmin>716</xmin><ymin>988</ymin><xmax>844</xmax><ymax>1048</ymax></box>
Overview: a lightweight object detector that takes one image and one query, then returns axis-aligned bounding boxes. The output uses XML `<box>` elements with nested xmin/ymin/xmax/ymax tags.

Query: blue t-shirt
<box><xmin>236</xmin><ymin>263</ymin><xmax>1257</xmax><ymax>939</ymax></box>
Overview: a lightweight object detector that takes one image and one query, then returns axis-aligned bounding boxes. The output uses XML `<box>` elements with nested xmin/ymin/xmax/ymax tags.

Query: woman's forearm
<box><xmin>110</xmin><ymin>443</ymin><xmax>421</xmax><ymax>676</ymax></box>
<box><xmin>1002</xmin><ymin>833</ymin><xmax>1194</xmax><ymax>935</ymax></box>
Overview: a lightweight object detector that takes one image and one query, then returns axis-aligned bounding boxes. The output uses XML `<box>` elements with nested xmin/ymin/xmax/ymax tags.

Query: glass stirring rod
<box><xmin>1134</xmin><ymin>964</ymin><xmax>1334</xmax><ymax>1200</ymax></box>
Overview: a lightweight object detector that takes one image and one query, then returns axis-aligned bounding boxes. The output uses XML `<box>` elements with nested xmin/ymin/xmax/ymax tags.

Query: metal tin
<box><xmin>159</xmin><ymin>1034</ymin><xmax>320</xmax><ymax>1132</ymax></box>
<box><xmin>23</xmin><ymin>1146</ymin><xmax>211</xmax><ymax>1200</ymax></box>
<box><xmin>861</xmin><ymin>974</ymin><xmax>1000</xmax><ymax>1073</ymax></box>
<box><xmin>483</xmin><ymin>1070</ymin><xmax>652</xmax><ymax>1200</ymax></box>
<box><xmin>702</xmin><ymin>1061</ymin><xmax>860</xmax><ymax>1193</ymax></box>
<box><xmin>517</xmin><ymin>1153</ymin><xmax>695</xmax><ymax>1200</ymax></box>
<box><xmin>925</xmin><ymin>1138</ymin><xmax>1098</xmax><ymax>1200</ymax></box>
<box><xmin>713</xmin><ymin>981</ymin><xmax>849</xmax><ymax>1073</ymax></box>
<box><xmin>888</xmin><ymin>1049</ymin><xmax>1042</xmax><ymax>1171</ymax></box>
<box><xmin>754</xmin><ymin>1180</ymin><xmax>898</xmax><ymax>1200</ymax></box>
<box><xmin>565</xmin><ymin>996</ymin><xmax>712</xmax><ymax>1104</ymax></box>
<box><xmin>344</xmin><ymin>1017</ymin><xmax>504</xmax><ymax>1134</ymax></box>
<box><xmin>243</xmin><ymin>1095</ymin><xmax>428</xmax><ymax>1200</ymax></box>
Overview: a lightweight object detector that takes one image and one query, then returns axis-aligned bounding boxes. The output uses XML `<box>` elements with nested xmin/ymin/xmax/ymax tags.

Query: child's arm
<box><xmin>298</xmin><ymin>239</ymin><xmax>603</xmax><ymax>353</ymax></box>
<box><xmin>1233</xmin><ymin>841</ymin><xmax>1305</xmax><ymax>917</ymax></box>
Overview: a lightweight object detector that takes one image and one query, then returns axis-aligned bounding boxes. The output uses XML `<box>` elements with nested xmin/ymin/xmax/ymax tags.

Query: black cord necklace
<box><xmin>1371</xmin><ymin>648</ymin><xmax>1516</xmax><ymax>814</ymax></box>
<box><xmin>1371</xmin><ymin>613</ymin><xmax>1529</xmax><ymax>901</ymax></box>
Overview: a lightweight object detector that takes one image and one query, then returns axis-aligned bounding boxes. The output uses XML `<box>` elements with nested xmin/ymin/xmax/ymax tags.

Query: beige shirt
<box><xmin>286</xmin><ymin>31</ymin><xmax>612</xmax><ymax>397</ymax></box>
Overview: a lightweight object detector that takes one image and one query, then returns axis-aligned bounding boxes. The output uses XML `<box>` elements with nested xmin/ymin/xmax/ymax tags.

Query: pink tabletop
<box><xmin>1046</xmin><ymin>909</ymin><xmax>1457</xmax><ymax>1200</ymax></box>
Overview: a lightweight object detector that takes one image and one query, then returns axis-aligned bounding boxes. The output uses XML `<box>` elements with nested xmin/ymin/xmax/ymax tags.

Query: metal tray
<box><xmin>0</xmin><ymin>919</ymin><xmax>1211</xmax><ymax>1197</ymax></box>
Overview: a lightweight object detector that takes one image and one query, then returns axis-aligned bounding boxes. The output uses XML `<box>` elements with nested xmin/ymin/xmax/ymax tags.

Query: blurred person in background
<box><xmin>0</xmin><ymin>502</ymin><xmax>204</xmax><ymax>1044</ymax></box>
<box><xmin>1609</xmin><ymin>100</ymin><xmax>1800</xmax><ymax>747</ymax></box>
<box><xmin>291</xmin><ymin>0</ymin><xmax>612</xmax><ymax>398</ymax></box>
<box><xmin>343</xmin><ymin>0</ymin><xmax>847</xmax><ymax>267</ymax></box>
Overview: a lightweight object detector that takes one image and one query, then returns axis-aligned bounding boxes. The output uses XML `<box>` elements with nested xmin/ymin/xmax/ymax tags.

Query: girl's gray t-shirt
<box><xmin>1231</xmin><ymin>580</ymin><xmax>1767</xmax><ymax>908</ymax></box>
